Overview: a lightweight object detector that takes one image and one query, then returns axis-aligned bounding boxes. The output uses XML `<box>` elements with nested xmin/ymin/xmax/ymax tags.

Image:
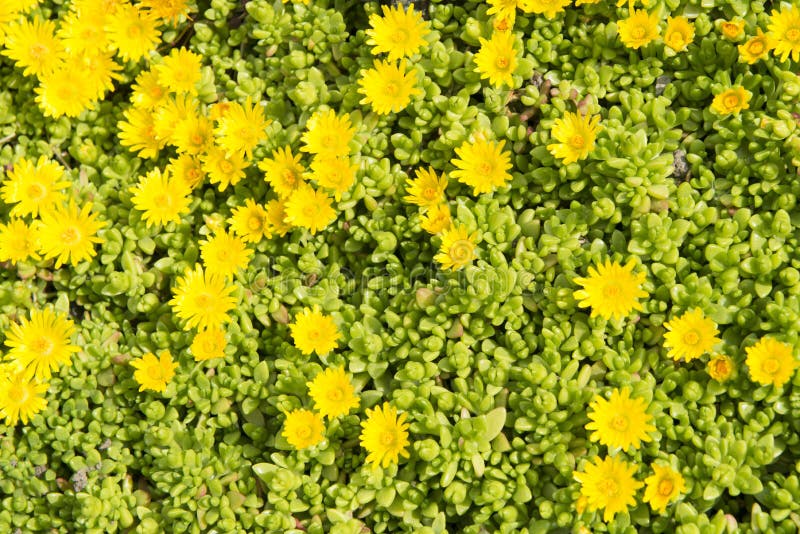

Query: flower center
<box><xmin>748</xmin><ymin>40</ymin><xmax>765</xmax><ymax>54</ymax></box>
<box><xmin>6</xmin><ymin>384</ymin><xmax>28</xmax><ymax>404</ymax></box>
<box><xmin>786</xmin><ymin>28</ymin><xmax>800</xmax><ymax>42</ymax></box>
<box><xmin>29</xmin><ymin>43</ymin><xmax>48</xmax><ymax>60</ymax></box>
<box><xmin>195</xmin><ymin>293</ymin><xmax>213</xmax><ymax>308</ymax></box>
<box><xmin>682</xmin><ymin>330</ymin><xmax>700</xmax><ymax>346</ymax></box>
<box><xmin>147</xmin><ymin>364</ymin><xmax>163</xmax><ymax>381</ymax></box>
<box><xmin>570</xmin><ymin>135</ymin><xmax>585</xmax><ymax>148</ymax></box>
<box><xmin>202</xmin><ymin>339</ymin><xmax>219</xmax><ymax>354</ymax></box>
<box><xmin>713</xmin><ymin>360</ymin><xmax>730</xmax><ymax>378</ymax></box>
<box><xmin>477</xmin><ymin>162</ymin><xmax>493</xmax><ymax>175</ymax></box>
<box><xmin>128</xmin><ymin>24</ymin><xmax>142</xmax><ymax>38</ymax></box>
<box><xmin>723</xmin><ymin>95</ymin><xmax>740</xmax><ymax>109</ymax></box>
<box><xmin>598</xmin><ymin>479</ymin><xmax>619</xmax><ymax>497</ymax></box>
<box><xmin>327</xmin><ymin>388</ymin><xmax>343</xmax><ymax>401</ymax></box>
<box><xmin>722</xmin><ymin>24</ymin><xmax>739</xmax><ymax>37</ymax></box>
<box><xmin>495</xmin><ymin>56</ymin><xmax>509</xmax><ymax>70</ymax></box>
<box><xmin>658</xmin><ymin>478</ymin><xmax>674</xmax><ymax>496</ymax></box>
<box><xmin>392</xmin><ymin>29</ymin><xmax>408</xmax><ymax>44</ymax></box>
<box><xmin>422</xmin><ymin>187</ymin><xmax>437</xmax><ymax>200</ymax></box>
<box><xmin>385</xmin><ymin>82</ymin><xmax>399</xmax><ymax>96</ymax></box>
<box><xmin>610</xmin><ymin>414</ymin><xmax>629</xmax><ymax>431</ymax></box>
<box><xmin>216</xmin><ymin>249</ymin><xmax>229</xmax><ymax>262</ymax></box>
<box><xmin>449</xmin><ymin>240</ymin><xmax>473</xmax><ymax>262</ymax></box>
<box><xmin>380</xmin><ymin>431</ymin><xmax>396</xmax><ymax>446</ymax></box>
<box><xmin>220</xmin><ymin>160</ymin><xmax>233</xmax><ymax>173</ymax></box>
<box><xmin>631</xmin><ymin>26</ymin><xmax>646</xmax><ymax>40</ymax></box>
<box><xmin>761</xmin><ymin>357</ymin><xmax>780</xmax><ymax>375</ymax></box>
<box><xmin>297</xmin><ymin>426</ymin><xmax>312</xmax><ymax>439</ymax></box>
<box><xmin>191</xmin><ymin>133</ymin><xmax>204</xmax><ymax>146</ymax></box>
<box><xmin>61</xmin><ymin>227</ymin><xmax>81</xmax><ymax>245</ymax></box>
<box><xmin>154</xmin><ymin>193</ymin><xmax>173</xmax><ymax>207</ymax></box>
<box><xmin>247</xmin><ymin>215</ymin><xmax>264</xmax><ymax>231</ymax></box>
<box><xmin>602</xmin><ymin>284</ymin><xmax>620</xmax><ymax>298</ymax></box>
<box><xmin>31</xmin><ymin>336</ymin><xmax>54</xmax><ymax>356</ymax></box>
<box><xmin>26</xmin><ymin>183</ymin><xmax>46</xmax><ymax>200</ymax></box>
<box><xmin>281</xmin><ymin>169</ymin><xmax>296</xmax><ymax>186</ymax></box>
<box><xmin>667</xmin><ymin>32</ymin><xmax>685</xmax><ymax>47</ymax></box>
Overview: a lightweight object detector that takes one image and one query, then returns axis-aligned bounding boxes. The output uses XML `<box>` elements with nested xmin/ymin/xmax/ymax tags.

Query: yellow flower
<box><xmin>360</xmin><ymin>402</ymin><xmax>410</xmax><ymax>468</ymax></box>
<box><xmin>547</xmin><ymin>112</ymin><xmax>601</xmax><ymax>165</ymax></box>
<box><xmin>131</xmin><ymin>69</ymin><xmax>169</xmax><ymax>110</ymax></box>
<box><xmin>35</xmin><ymin>65</ymin><xmax>96</xmax><ymax>118</ymax></box>
<box><xmin>486</xmin><ymin>0</ymin><xmax>519</xmax><ymax>21</ymax></box>
<box><xmin>404</xmin><ymin>167</ymin><xmax>447</xmax><ymax>208</ymax></box>
<box><xmin>139</xmin><ymin>0</ymin><xmax>193</xmax><ymax>25</ymax></box>
<box><xmin>105</xmin><ymin>3</ymin><xmax>161</xmax><ymax>63</ymax></box>
<box><xmin>720</xmin><ymin>19</ymin><xmax>745</xmax><ymax>40</ymax></box>
<box><xmin>57</xmin><ymin>9</ymin><xmax>109</xmax><ymax>54</ymax></box>
<box><xmin>284</xmin><ymin>185</ymin><xmax>337</xmax><ymax>235</ymax></box>
<box><xmin>643</xmin><ymin>464</ymin><xmax>686</xmax><ymax>513</ymax></box>
<box><xmin>4</xmin><ymin>308</ymin><xmax>79</xmax><ymax>381</ymax></box>
<box><xmin>0</xmin><ymin>219</ymin><xmax>40</xmax><ymax>264</ymax></box>
<box><xmin>365</xmin><ymin>3</ymin><xmax>431</xmax><ymax>61</ymax></box>
<box><xmin>301</xmin><ymin>109</ymin><xmax>355</xmax><ymax>159</ymax></box>
<box><xmin>710</xmin><ymin>86</ymin><xmax>751</xmax><ymax>115</ymax></box>
<box><xmin>1</xmin><ymin>156</ymin><xmax>70</xmax><ymax>217</ymax></box>
<box><xmin>585</xmin><ymin>387</ymin><xmax>655</xmax><ymax>450</ymax></box>
<box><xmin>434</xmin><ymin>224</ymin><xmax>478</xmax><ymax>271</ymax></box>
<box><xmin>745</xmin><ymin>337</ymin><xmax>797</xmax><ymax>387</ymax></box>
<box><xmin>118</xmin><ymin>106</ymin><xmax>165</xmax><ymax>159</ymax></box>
<box><xmin>282</xmin><ymin>409</ymin><xmax>325</xmax><ymax>449</ymax></box>
<box><xmin>36</xmin><ymin>201</ymin><xmax>107</xmax><ymax>268</ymax></box>
<box><xmin>307</xmin><ymin>367</ymin><xmax>360</xmax><ymax>418</ymax></box>
<box><xmin>474</xmin><ymin>30</ymin><xmax>518</xmax><ymax>88</ymax></box>
<box><xmin>167</xmin><ymin>154</ymin><xmax>205</xmax><ymax>189</ymax></box>
<box><xmin>67</xmin><ymin>51</ymin><xmax>121</xmax><ymax>101</ymax></box>
<box><xmin>202</xmin><ymin>145</ymin><xmax>247</xmax><ymax>192</ymax></box>
<box><xmin>200</xmin><ymin>229</ymin><xmax>253</xmax><ymax>279</ymax></box>
<box><xmin>573</xmin><ymin>259</ymin><xmax>648</xmax><ymax>321</ymax></box>
<box><xmin>518</xmin><ymin>0</ymin><xmax>571</xmax><ymax>20</ymax></box>
<box><xmin>739</xmin><ymin>29</ymin><xmax>773</xmax><ymax>64</ymax></box>
<box><xmin>214</xmin><ymin>97</ymin><xmax>270</xmax><ymax>160</ymax></box>
<box><xmin>707</xmin><ymin>354</ymin><xmax>735</xmax><ymax>382</ymax></box>
<box><xmin>2</xmin><ymin>17</ymin><xmax>64</xmax><ymax>77</ymax></box>
<box><xmin>172</xmin><ymin>114</ymin><xmax>215</xmax><ymax>155</ymax></box>
<box><xmin>573</xmin><ymin>456</ymin><xmax>643</xmax><ymax>523</ymax></box>
<box><xmin>311</xmin><ymin>156</ymin><xmax>358</xmax><ymax>200</ymax></box>
<box><xmin>617</xmin><ymin>10</ymin><xmax>659</xmax><ymax>49</ymax></box>
<box><xmin>260</xmin><ymin>146</ymin><xmax>306</xmax><ymax>199</ymax></box>
<box><xmin>191</xmin><ymin>327</ymin><xmax>227</xmax><ymax>362</ymax></box>
<box><xmin>129</xmin><ymin>168</ymin><xmax>192</xmax><ymax>228</ymax></box>
<box><xmin>130</xmin><ymin>351</ymin><xmax>178</xmax><ymax>393</ymax></box>
<box><xmin>265</xmin><ymin>199</ymin><xmax>292</xmax><ymax>237</ymax></box>
<box><xmin>769</xmin><ymin>5</ymin><xmax>800</xmax><ymax>62</ymax></box>
<box><xmin>155</xmin><ymin>47</ymin><xmax>202</xmax><ymax>95</ymax></box>
<box><xmin>228</xmin><ymin>199</ymin><xmax>271</xmax><ymax>243</ymax></box>
<box><xmin>451</xmin><ymin>137</ymin><xmax>513</xmax><ymax>195</ymax></box>
<box><xmin>492</xmin><ymin>15</ymin><xmax>515</xmax><ymax>33</ymax></box>
<box><xmin>664</xmin><ymin>16</ymin><xmax>694</xmax><ymax>52</ymax></box>
<box><xmin>289</xmin><ymin>305</ymin><xmax>341</xmax><ymax>356</ymax></box>
<box><xmin>169</xmin><ymin>264</ymin><xmax>238</xmax><ymax>331</ymax></box>
<box><xmin>662</xmin><ymin>308</ymin><xmax>720</xmax><ymax>362</ymax></box>
<box><xmin>153</xmin><ymin>94</ymin><xmax>198</xmax><ymax>144</ymax></box>
<box><xmin>420</xmin><ymin>203</ymin><xmax>451</xmax><ymax>234</ymax></box>
<box><xmin>358</xmin><ymin>59</ymin><xmax>422</xmax><ymax>115</ymax></box>
<box><xmin>0</xmin><ymin>370</ymin><xmax>48</xmax><ymax>426</ymax></box>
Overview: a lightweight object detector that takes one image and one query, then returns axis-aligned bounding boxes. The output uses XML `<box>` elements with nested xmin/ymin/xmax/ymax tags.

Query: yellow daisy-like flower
<box><xmin>202</xmin><ymin>145</ymin><xmax>247</xmax><ymax>192</ymax></box>
<box><xmin>360</xmin><ymin>402</ymin><xmax>411</xmax><ymax>468</ymax></box>
<box><xmin>474</xmin><ymin>30</ymin><xmax>518</xmax><ymax>88</ymax></box>
<box><xmin>420</xmin><ymin>203</ymin><xmax>451</xmax><ymax>234</ymax></box>
<box><xmin>2</xmin><ymin>17</ymin><xmax>64</xmax><ymax>78</ymax></box>
<box><xmin>664</xmin><ymin>16</ymin><xmax>694</xmax><ymax>52</ymax></box>
<box><xmin>642</xmin><ymin>464</ymin><xmax>686</xmax><ymax>513</ymax></box>
<box><xmin>67</xmin><ymin>51</ymin><xmax>121</xmax><ymax>101</ymax></box>
<box><xmin>106</xmin><ymin>3</ymin><xmax>161</xmax><ymax>63</ymax></box>
<box><xmin>260</xmin><ymin>146</ymin><xmax>306</xmax><ymax>199</ymax></box>
<box><xmin>284</xmin><ymin>185</ymin><xmax>337</xmax><ymax>235</ymax></box>
<box><xmin>153</xmin><ymin>94</ymin><xmax>198</xmax><ymax>144</ymax></box>
<box><xmin>710</xmin><ymin>86</ymin><xmax>751</xmax><ymax>115</ymax></box>
<box><xmin>617</xmin><ymin>10</ymin><xmax>660</xmax><ymax>49</ymax></box>
<box><xmin>720</xmin><ymin>19</ymin><xmax>745</xmax><ymax>40</ymax></box>
<box><xmin>0</xmin><ymin>371</ymin><xmax>48</xmax><ymax>426</ymax></box>
<box><xmin>451</xmin><ymin>137</ymin><xmax>513</xmax><ymax>195</ymax></box>
<box><xmin>358</xmin><ymin>59</ymin><xmax>422</xmax><ymax>115</ymax></box>
<box><xmin>573</xmin><ymin>456</ymin><xmax>643</xmax><ymax>523</ymax></box>
<box><xmin>307</xmin><ymin>367</ymin><xmax>360</xmax><ymax>419</ymax></box>
<box><xmin>265</xmin><ymin>198</ymin><xmax>292</xmax><ymax>237</ymax></box>
<box><xmin>486</xmin><ymin>0</ymin><xmax>519</xmax><ymax>22</ymax></box>
<box><xmin>707</xmin><ymin>354</ymin><xmax>735</xmax><ymax>382</ymax></box>
<box><xmin>434</xmin><ymin>224</ymin><xmax>478</xmax><ymax>271</ymax></box>
<box><xmin>155</xmin><ymin>47</ymin><xmax>202</xmax><ymax>95</ymax></box>
<box><xmin>547</xmin><ymin>112</ymin><xmax>601</xmax><ymax>165</ymax></box>
<box><xmin>172</xmin><ymin>114</ymin><xmax>215</xmax><ymax>155</ymax></box>
<box><xmin>36</xmin><ymin>201</ymin><xmax>107</xmax><ymax>268</ymax></box>
<box><xmin>200</xmin><ymin>229</ymin><xmax>253</xmax><ymax>279</ymax></box>
<box><xmin>404</xmin><ymin>167</ymin><xmax>447</xmax><ymax>208</ymax></box>
<box><xmin>289</xmin><ymin>305</ymin><xmax>341</xmax><ymax>356</ymax></box>
<box><xmin>739</xmin><ymin>29</ymin><xmax>773</xmax><ymax>64</ymax></box>
<box><xmin>57</xmin><ymin>10</ymin><xmax>109</xmax><ymax>54</ymax></box>
<box><xmin>130</xmin><ymin>351</ymin><xmax>178</xmax><ymax>393</ymax></box>
<box><xmin>131</xmin><ymin>69</ymin><xmax>169</xmax><ymax>110</ymax></box>
<box><xmin>662</xmin><ymin>308</ymin><xmax>720</xmax><ymax>362</ymax></box>
<box><xmin>170</xmin><ymin>264</ymin><xmax>238</xmax><ymax>331</ymax></box>
<box><xmin>36</xmin><ymin>66</ymin><xmax>97</xmax><ymax>118</ymax></box>
<box><xmin>118</xmin><ymin>106</ymin><xmax>165</xmax><ymax>159</ymax></box>
<box><xmin>0</xmin><ymin>219</ymin><xmax>40</xmax><ymax>264</ymax></box>
<box><xmin>1</xmin><ymin>156</ymin><xmax>70</xmax><ymax>218</ymax></box>
<box><xmin>190</xmin><ymin>327</ymin><xmax>227</xmax><ymax>361</ymax></box>
<box><xmin>228</xmin><ymin>199</ymin><xmax>271</xmax><ymax>243</ymax></box>
<box><xmin>139</xmin><ymin>0</ymin><xmax>193</xmax><ymax>25</ymax></box>
<box><xmin>167</xmin><ymin>154</ymin><xmax>205</xmax><ymax>189</ymax></box>
<box><xmin>745</xmin><ymin>337</ymin><xmax>798</xmax><ymax>387</ymax></box>
<box><xmin>4</xmin><ymin>308</ymin><xmax>80</xmax><ymax>381</ymax></box>
<box><xmin>768</xmin><ymin>5</ymin><xmax>800</xmax><ymax>62</ymax></box>
<box><xmin>214</xmin><ymin>97</ymin><xmax>270</xmax><ymax>160</ymax></box>
<box><xmin>518</xmin><ymin>0</ymin><xmax>571</xmax><ymax>20</ymax></box>
<box><xmin>573</xmin><ymin>259</ymin><xmax>648</xmax><ymax>321</ymax></box>
<box><xmin>282</xmin><ymin>409</ymin><xmax>325</xmax><ymax>449</ymax></box>
<box><xmin>129</xmin><ymin>168</ymin><xmax>192</xmax><ymax>228</ymax></box>
<box><xmin>585</xmin><ymin>387</ymin><xmax>655</xmax><ymax>450</ymax></box>
<box><xmin>311</xmin><ymin>156</ymin><xmax>358</xmax><ymax>200</ymax></box>
<box><xmin>365</xmin><ymin>3</ymin><xmax>431</xmax><ymax>61</ymax></box>
<box><xmin>301</xmin><ymin>109</ymin><xmax>355</xmax><ymax>159</ymax></box>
